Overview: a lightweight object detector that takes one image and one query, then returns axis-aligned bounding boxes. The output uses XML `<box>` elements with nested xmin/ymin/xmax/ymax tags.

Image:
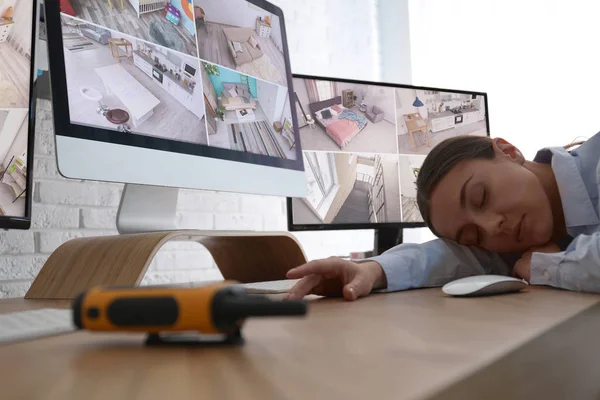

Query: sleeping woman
<box><xmin>284</xmin><ymin>132</ymin><xmax>600</xmax><ymax>300</ymax></box>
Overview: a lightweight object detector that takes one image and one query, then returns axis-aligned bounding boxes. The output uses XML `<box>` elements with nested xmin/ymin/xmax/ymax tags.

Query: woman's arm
<box><xmin>285</xmin><ymin>238</ymin><xmax>516</xmax><ymax>300</ymax></box>
<box><xmin>370</xmin><ymin>238</ymin><xmax>515</xmax><ymax>292</ymax></box>
<box><xmin>530</xmin><ymin>232</ymin><xmax>600</xmax><ymax>292</ymax></box>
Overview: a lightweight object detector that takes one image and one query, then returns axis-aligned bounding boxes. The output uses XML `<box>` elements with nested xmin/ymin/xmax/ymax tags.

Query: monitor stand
<box><xmin>374</xmin><ymin>227</ymin><xmax>404</xmax><ymax>256</ymax></box>
<box><xmin>24</xmin><ymin>183</ymin><xmax>308</xmax><ymax>300</ymax></box>
<box><xmin>116</xmin><ymin>183</ymin><xmax>179</xmax><ymax>233</ymax></box>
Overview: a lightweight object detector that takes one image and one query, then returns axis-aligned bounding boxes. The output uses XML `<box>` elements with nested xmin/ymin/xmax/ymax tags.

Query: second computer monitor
<box><xmin>0</xmin><ymin>0</ymin><xmax>37</xmax><ymax>230</ymax></box>
<box><xmin>288</xmin><ymin>74</ymin><xmax>489</xmax><ymax>230</ymax></box>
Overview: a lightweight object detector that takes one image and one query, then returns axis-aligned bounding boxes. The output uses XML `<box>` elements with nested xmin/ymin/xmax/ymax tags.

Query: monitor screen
<box><xmin>0</xmin><ymin>0</ymin><xmax>36</xmax><ymax>228</ymax></box>
<box><xmin>53</xmin><ymin>0</ymin><xmax>300</xmax><ymax>167</ymax></box>
<box><xmin>288</xmin><ymin>74</ymin><xmax>489</xmax><ymax>230</ymax></box>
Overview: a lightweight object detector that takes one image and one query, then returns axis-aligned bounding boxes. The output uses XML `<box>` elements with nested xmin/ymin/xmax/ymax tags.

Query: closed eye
<box><xmin>480</xmin><ymin>188</ymin><xmax>487</xmax><ymax>209</ymax></box>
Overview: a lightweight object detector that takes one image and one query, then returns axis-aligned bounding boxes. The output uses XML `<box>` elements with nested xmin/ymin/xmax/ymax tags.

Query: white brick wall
<box><xmin>0</xmin><ymin>0</ymin><xmax>396</xmax><ymax>298</ymax></box>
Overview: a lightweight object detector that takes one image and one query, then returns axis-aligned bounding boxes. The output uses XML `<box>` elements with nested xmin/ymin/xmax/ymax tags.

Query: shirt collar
<box><xmin>534</xmin><ymin>147</ymin><xmax>600</xmax><ymax>228</ymax></box>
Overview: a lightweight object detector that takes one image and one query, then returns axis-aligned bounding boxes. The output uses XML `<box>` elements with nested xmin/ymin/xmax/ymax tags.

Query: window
<box><xmin>303</xmin><ymin>152</ymin><xmax>336</xmax><ymax>210</ymax></box>
<box><xmin>304</xmin><ymin>155</ymin><xmax>323</xmax><ymax>209</ymax></box>
<box><xmin>316</xmin><ymin>81</ymin><xmax>334</xmax><ymax>101</ymax></box>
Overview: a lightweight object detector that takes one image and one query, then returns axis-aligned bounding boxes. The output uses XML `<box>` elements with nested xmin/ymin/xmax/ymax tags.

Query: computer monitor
<box><xmin>0</xmin><ymin>0</ymin><xmax>38</xmax><ymax>230</ymax></box>
<box><xmin>287</xmin><ymin>74</ymin><xmax>490</xmax><ymax>254</ymax></box>
<box><xmin>43</xmin><ymin>0</ymin><xmax>305</xmax><ymax>233</ymax></box>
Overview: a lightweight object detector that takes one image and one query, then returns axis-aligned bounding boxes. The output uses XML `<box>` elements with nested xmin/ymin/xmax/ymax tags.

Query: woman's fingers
<box><xmin>342</xmin><ymin>272</ymin><xmax>370</xmax><ymax>301</ymax></box>
<box><xmin>285</xmin><ymin>274</ymin><xmax>322</xmax><ymax>300</ymax></box>
<box><xmin>286</xmin><ymin>257</ymin><xmax>342</xmax><ymax>279</ymax></box>
<box><xmin>285</xmin><ymin>257</ymin><xmax>361</xmax><ymax>300</ymax></box>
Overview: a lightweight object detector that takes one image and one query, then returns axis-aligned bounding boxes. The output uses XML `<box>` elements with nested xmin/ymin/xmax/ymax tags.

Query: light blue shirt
<box><xmin>373</xmin><ymin>132</ymin><xmax>600</xmax><ymax>293</ymax></box>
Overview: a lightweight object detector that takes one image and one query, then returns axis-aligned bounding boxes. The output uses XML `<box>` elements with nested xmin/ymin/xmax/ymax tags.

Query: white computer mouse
<box><xmin>442</xmin><ymin>275</ymin><xmax>528</xmax><ymax>297</ymax></box>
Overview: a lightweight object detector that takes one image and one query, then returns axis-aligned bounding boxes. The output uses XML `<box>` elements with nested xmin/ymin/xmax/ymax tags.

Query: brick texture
<box><xmin>0</xmin><ymin>232</ymin><xmax>35</xmax><ymax>255</ymax></box>
<box><xmin>0</xmin><ymin>0</ymin><xmax>387</xmax><ymax>298</ymax></box>
<box><xmin>31</xmin><ymin>205</ymin><xmax>79</xmax><ymax>229</ymax></box>
<box><xmin>80</xmin><ymin>208</ymin><xmax>118</xmax><ymax>229</ymax></box>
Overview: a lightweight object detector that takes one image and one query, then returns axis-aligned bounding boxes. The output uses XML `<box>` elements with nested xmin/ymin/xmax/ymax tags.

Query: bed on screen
<box><xmin>308</xmin><ymin>96</ymin><xmax>368</xmax><ymax>149</ymax></box>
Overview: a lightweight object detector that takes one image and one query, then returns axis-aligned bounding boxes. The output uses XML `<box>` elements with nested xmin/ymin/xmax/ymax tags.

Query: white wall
<box><xmin>256</xmin><ymin>79</ymin><xmax>287</xmax><ymax>124</ymax></box>
<box><xmin>377</xmin><ymin>0</ymin><xmax>411</xmax><ymax>85</ymax></box>
<box><xmin>197</xmin><ymin>0</ymin><xmax>272</xmax><ymax>28</ymax></box>
<box><xmin>0</xmin><ymin>109</ymin><xmax>27</xmax><ymax>166</ymax></box>
<box><xmin>408</xmin><ymin>0</ymin><xmax>600</xmax><ymax>159</ymax></box>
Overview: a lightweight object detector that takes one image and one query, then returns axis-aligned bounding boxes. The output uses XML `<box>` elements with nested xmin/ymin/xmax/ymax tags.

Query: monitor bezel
<box><xmin>0</xmin><ymin>0</ymin><xmax>38</xmax><ymax>230</ymax></box>
<box><xmin>44</xmin><ymin>0</ymin><xmax>304</xmax><ymax>174</ymax></box>
<box><xmin>287</xmin><ymin>73</ymin><xmax>490</xmax><ymax>232</ymax></box>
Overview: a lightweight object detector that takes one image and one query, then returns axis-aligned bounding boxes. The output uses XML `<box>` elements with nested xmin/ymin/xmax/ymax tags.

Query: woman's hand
<box><xmin>284</xmin><ymin>257</ymin><xmax>387</xmax><ymax>301</ymax></box>
<box><xmin>514</xmin><ymin>242</ymin><xmax>562</xmax><ymax>281</ymax></box>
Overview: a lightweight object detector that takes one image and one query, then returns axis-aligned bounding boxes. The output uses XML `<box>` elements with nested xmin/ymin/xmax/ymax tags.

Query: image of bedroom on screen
<box><xmin>0</xmin><ymin>0</ymin><xmax>33</xmax><ymax>108</ymax></box>
<box><xmin>396</xmin><ymin>88</ymin><xmax>487</xmax><ymax>155</ymax></box>
<box><xmin>61</xmin><ymin>16</ymin><xmax>208</xmax><ymax>145</ymax></box>
<box><xmin>398</xmin><ymin>154</ymin><xmax>425</xmax><ymax>222</ymax></box>
<box><xmin>294</xmin><ymin>78</ymin><xmax>397</xmax><ymax>154</ymax></box>
<box><xmin>61</xmin><ymin>0</ymin><xmax>198</xmax><ymax>56</ymax></box>
<box><xmin>201</xmin><ymin>62</ymin><xmax>296</xmax><ymax>160</ymax></box>
<box><xmin>194</xmin><ymin>0</ymin><xmax>286</xmax><ymax>86</ymax></box>
<box><xmin>0</xmin><ymin>108</ymin><xmax>28</xmax><ymax>218</ymax></box>
<box><xmin>291</xmin><ymin>152</ymin><xmax>401</xmax><ymax>225</ymax></box>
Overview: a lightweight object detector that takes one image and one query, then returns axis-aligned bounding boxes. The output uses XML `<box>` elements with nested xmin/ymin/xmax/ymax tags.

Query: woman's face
<box><xmin>428</xmin><ymin>139</ymin><xmax>554</xmax><ymax>253</ymax></box>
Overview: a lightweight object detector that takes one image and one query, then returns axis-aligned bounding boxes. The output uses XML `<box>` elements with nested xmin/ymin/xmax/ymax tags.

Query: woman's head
<box><xmin>416</xmin><ymin>136</ymin><xmax>554</xmax><ymax>253</ymax></box>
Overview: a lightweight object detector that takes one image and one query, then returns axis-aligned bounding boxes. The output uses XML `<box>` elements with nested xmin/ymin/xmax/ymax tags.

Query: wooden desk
<box><xmin>1</xmin><ymin>287</ymin><xmax>600</xmax><ymax>399</ymax></box>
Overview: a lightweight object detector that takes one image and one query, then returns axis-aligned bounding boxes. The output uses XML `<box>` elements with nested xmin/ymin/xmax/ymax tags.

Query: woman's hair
<box><xmin>416</xmin><ymin>136</ymin><xmax>494</xmax><ymax>236</ymax></box>
<box><xmin>416</xmin><ymin>136</ymin><xmax>586</xmax><ymax>236</ymax></box>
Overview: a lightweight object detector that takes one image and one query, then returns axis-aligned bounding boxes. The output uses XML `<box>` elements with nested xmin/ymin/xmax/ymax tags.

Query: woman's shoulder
<box><xmin>571</xmin><ymin>131</ymin><xmax>600</xmax><ymax>159</ymax></box>
<box><xmin>570</xmin><ymin>132</ymin><xmax>600</xmax><ymax>177</ymax></box>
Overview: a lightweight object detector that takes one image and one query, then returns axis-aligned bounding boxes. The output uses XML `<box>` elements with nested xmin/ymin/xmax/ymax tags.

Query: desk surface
<box><xmin>1</xmin><ymin>287</ymin><xmax>600</xmax><ymax>400</ymax></box>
